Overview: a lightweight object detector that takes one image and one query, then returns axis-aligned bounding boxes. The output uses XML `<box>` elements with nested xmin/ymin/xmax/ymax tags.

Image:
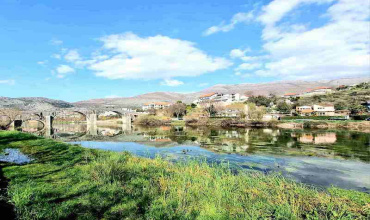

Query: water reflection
<box><xmin>18</xmin><ymin>122</ymin><xmax>370</xmax><ymax>192</ymax></box>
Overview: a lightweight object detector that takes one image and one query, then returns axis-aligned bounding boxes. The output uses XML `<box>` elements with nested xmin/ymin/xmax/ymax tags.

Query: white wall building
<box><xmin>142</xmin><ymin>102</ymin><xmax>171</xmax><ymax>110</ymax></box>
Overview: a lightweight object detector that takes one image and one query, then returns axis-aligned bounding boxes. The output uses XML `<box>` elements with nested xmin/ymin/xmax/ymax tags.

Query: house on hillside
<box><xmin>312</xmin><ymin>104</ymin><xmax>335</xmax><ymax>116</ymax></box>
<box><xmin>194</xmin><ymin>92</ymin><xmax>247</xmax><ymax>105</ymax></box>
<box><xmin>142</xmin><ymin>102</ymin><xmax>171</xmax><ymax>110</ymax></box>
<box><xmin>283</xmin><ymin>93</ymin><xmax>298</xmax><ymax>98</ymax></box>
<box><xmin>302</xmin><ymin>87</ymin><xmax>333</xmax><ymax>96</ymax></box>
<box><xmin>296</xmin><ymin>104</ymin><xmax>336</xmax><ymax>116</ymax></box>
<box><xmin>296</xmin><ymin>106</ymin><xmax>314</xmax><ymax>116</ymax></box>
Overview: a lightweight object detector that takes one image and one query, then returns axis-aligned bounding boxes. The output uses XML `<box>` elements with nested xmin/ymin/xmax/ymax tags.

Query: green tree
<box><xmin>276</xmin><ymin>102</ymin><xmax>292</xmax><ymax>113</ymax></box>
<box><xmin>245</xmin><ymin>103</ymin><xmax>266</xmax><ymax>121</ymax></box>
<box><xmin>246</xmin><ymin>95</ymin><xmax>272</xmax><ymax>107</ymax></box>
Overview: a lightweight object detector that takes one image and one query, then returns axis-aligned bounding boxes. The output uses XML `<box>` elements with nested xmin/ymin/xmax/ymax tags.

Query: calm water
<box><xmin>21</xmin><ymin>122</ymin><xmax>370</xmax><ymax>192</ymax></box>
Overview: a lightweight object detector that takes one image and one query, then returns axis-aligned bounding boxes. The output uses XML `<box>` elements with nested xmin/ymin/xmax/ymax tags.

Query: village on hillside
<box><xmin>129</xmin><ymin>82</ymin><xmax>370</xmax><ymax>123</ymax></box>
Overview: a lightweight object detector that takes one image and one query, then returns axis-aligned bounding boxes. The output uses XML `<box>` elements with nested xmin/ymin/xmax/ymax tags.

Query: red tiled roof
<box><xmin>199</xmin><ymin>92</ymin><xmax>216</xmax><ymax>98</ymax></box>
<box><xmin>284</xmin><ymin>93</ymin><xmax>297</xmax><ymax>96</ymax></box>
<box><xmin>143</xmin><ymin>102</ymin><xmax>171</xmax><ymax>106</ymax></box>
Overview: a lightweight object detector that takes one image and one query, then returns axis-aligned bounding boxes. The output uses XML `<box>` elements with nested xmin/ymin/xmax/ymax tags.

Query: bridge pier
<box><xmin>9</xmin><ymin>120</ymin><xmax>22</xmax><ymax>130</ymax></box>
<box><xmin>122</xmin><ymin>115</ymin><xmax>132</xmax><ymax>130</ymax></box>
<box><xmin>45</xmin><ymin>116</ymin><xmax>53</xmax><ymax>128</ymax></box>
<box><xmin>87</xmin><ymin>114</ymin><xmax>97</xmax><ymax>125</ymax></box>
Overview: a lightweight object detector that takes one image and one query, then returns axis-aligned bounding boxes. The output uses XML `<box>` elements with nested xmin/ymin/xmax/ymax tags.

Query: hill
<box><xmin>0</xmin><ymin>77</ymin><xmax>369</xmax><ymax>110</ymax></box>
<box><xmin>74</xmin><ymin>77</ymin><xmax>370</xmax><ymax>108</ymax></box>
<box><xmin>0</xmin><ymin>97</ymin><xmax>73</xmax><ymax>111</ymax></box>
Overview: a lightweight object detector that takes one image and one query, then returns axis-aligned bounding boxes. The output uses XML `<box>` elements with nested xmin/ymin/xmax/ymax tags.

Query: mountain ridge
<box><xmin>1</xmin><ymin>77</ymin><xmax>369</xmax><ymax>110</ymax></box>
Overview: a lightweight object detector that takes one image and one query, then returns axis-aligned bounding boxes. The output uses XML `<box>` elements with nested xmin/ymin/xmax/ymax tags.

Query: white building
<box><xmin>302</xmin><ymin>87</ymin><xmax>333</xmax><ymax>96</ymax></box>
<box><xmin>312</xmin><ymin>104</ymin><xmax>335</xmax><ymax>116</ymax></box>
<box><xmin>142</xmin><ymin>102</ymin><xmax>171</xmax><ymax>110</ymax></box>
<box><xmin>194</xmin><ymin>93</ymin><xmax>247</xmax><ymax>105</ymax></box>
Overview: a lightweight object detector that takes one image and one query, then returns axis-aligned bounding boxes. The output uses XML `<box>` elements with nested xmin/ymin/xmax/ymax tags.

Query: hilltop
<box><xmin>74</xmin><ymin>77</ymin><xmax>370</xmax><ymax>108</ymax></box>
<box><xmin>0</xmin><ymin>97</ymin><xmax>73</xmax><ymax>111</ymax></box>
<box><xmin>0</xmin><ymin>77</ymin><xmax>369</xmax><ymax>110</ymax></box>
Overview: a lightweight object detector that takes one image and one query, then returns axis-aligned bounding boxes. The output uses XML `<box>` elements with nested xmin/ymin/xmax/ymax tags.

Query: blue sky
<box><xmin>0</xmin><ymin>0</ymin><xmax>369</xmax><ymax>102</ymax></box>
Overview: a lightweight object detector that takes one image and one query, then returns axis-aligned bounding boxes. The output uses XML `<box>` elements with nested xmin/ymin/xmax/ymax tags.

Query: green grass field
<box><xmin>0</xmin><ymin>131</ymin><xmax>369</xmax><ymax>219</ymax></box>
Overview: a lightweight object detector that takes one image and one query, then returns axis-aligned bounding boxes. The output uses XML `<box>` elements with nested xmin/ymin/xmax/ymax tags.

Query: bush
<box><xmin>135</xmin><ymin>115</ymin><xmax>170</xmax><ymax>126</ymax></box>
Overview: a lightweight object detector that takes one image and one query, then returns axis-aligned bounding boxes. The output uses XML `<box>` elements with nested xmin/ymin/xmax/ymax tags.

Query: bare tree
<box><xmin>169</xmin><ymin>103</ymin><xmax>186</xmax><ymax>119</ymax></box>
<box><xmin>200</xmin><ymin>101</ymin><xmax>224</xmax><ymax>117</ymax></box>
<box><xmin>0</xmin><ymin>108</ymin><xmax>22</xmax><ymax>129</ymax></box>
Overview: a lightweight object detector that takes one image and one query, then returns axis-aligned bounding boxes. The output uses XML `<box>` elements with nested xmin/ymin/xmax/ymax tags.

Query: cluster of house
<box><xmin>193</xmin><ymin>92</ymin><xmax>248</xmax><ymax>105</ymax></box>
<box><xmin>142</xmin><ymin>93</ymin><xmax>249</xmax><ymax>110</ymax></box>
<box><xmin>142</xmin><ymin>102</ymin><xmax>172</xmax><ymax>110</ymax></box>
<box><xmin>283</xmin><ymin>87</ymin><xmax>333</xmax><ymax>98</ymax></box>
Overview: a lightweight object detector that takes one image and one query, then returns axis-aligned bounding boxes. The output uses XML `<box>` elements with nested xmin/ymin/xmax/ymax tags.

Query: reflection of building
<box><xmin>299</xmin><ymin>133</ymin><xmax>337</xmax><ymax>144</ymax></box>
<box><xmin>314</xmin><ymin>133</ymin><xmax>336</xmax><ymax>144</ymax></box>
<box><xmin>299</xmin><ymin>134</ymin><xmax>314</xmax><ymax>143</ymax></box>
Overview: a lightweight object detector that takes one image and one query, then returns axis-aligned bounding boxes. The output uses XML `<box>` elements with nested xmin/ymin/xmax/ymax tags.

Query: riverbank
<box><xmin>0</xmin><ymin>131</ymin><xmax>369</xmax><ymax>219</ymax></box>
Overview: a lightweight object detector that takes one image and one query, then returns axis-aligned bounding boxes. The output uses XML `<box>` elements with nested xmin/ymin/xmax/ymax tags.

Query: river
<box><xmin>20</xmin><ymin>122</ymin><xmax>370</xmax><ymax>192</ymax></box>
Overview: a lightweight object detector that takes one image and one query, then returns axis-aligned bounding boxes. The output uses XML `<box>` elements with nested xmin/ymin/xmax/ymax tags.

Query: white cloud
<box><xmin>51</xmin><ymin>54</ymin><xmax>61</xmax><ymax>59</ymax></box>
<box><xmin>37</xmin><ymin>60</ymin><xmax>47</xmax><ymax>65</ymax></box>
<box><xmin>236</xmin><ymin>63</ymin><xmax>263</xmax><ymax>71</ymax></box>
<box><xmin>230</xmin><ymin>48</ymin><xmax>251</xmax><ymax>59</ymax></box>
<box><xmin>252</xmin><ymin>0</ymin><xmax>370</xmax><ymax>79</ymax></box>
<box><xmin>50</xmin><ymin>39</ymin><xmax>63</xmax><ymax>45</ymax></box>
<box><xmin>160</xmin><ymin>79</ymin><xmax>184</xmax><ymax>87</ymax></box>
<box><xmin>203</xmin><ymin>12</ymin><xmax>254</xmax><ymax>36</ymax></box>
<box><xmin>88</xmin><ymin>33</ymin><xmax>232</xmax><ymax>80</ymax></box>
<box><xmin>64</xmin><ymin>49</ymin><xmax>81</xmax><ymax>62</ymax></box>
<box><xmin>56</xmin><ymin>65</ymin><xmax>75</xmax><ymax>78</ymax></box>
<box><xmin>0</xmin><ymin>79</ymin><xmax>15</xmax><ymax>85</ymax></box>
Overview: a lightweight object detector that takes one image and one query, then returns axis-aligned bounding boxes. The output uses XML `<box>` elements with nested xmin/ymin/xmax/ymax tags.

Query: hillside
<box><xmin>1</xmin><ymin>77</ymin><xmax>369</xmax><ymax>110</ymax></box>
<box><xmin>75</xmin><ymin>77</ymin><xmax>370</xmax><ymax>108</ymax></box>
<box><xmin>0</xmin><ymin>97</ymin><xmax>73</xmax><ymax>111</ymax></box>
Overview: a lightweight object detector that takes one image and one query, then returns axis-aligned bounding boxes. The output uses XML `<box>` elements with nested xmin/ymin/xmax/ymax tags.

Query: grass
<box><xmin>0</xmin><ymin>131</ymin><xmax>369</xmax><ymax>219</ymax></box>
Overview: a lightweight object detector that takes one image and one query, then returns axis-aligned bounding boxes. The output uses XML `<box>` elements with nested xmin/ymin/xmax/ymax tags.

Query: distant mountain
<box><xmin>1</xmin><ymin>77</ymin><xmax>369</xmax><ymax>110</ymax></box>
<box><xmin>0</xmin><ymin>97</ymin><xmax>73</xmax><ymax>111</ymax></box>
<box><xmin>74</xmin><ymin>76</ymin><xmax>370</xmax><ymax>108</ymax></box>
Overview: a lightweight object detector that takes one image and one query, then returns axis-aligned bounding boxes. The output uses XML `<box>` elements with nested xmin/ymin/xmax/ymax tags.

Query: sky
<box><xmin>0</xmin><ymin>0</ymin><xmax>369</xmax><ymax>102</ymax></box>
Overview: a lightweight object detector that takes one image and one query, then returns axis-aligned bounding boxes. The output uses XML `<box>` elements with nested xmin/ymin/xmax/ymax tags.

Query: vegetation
<box><xmin>245</xmin><ymin>103</ymin><xmax>266</xmax><ymax>121</ymax></box>
<box><xmin>0</xmin><ymin>131</ymin><xmax>369</xmax><ymax>219</ymax></box>
<box><xmin>135</xmin><ymin>115</ymin><xmax>171</xmax><ymax>126</ymax></box>
<box><xmin>295</xmin><ymin>83</ymin><xmax>370</xmax><ymax>114</ymax></box>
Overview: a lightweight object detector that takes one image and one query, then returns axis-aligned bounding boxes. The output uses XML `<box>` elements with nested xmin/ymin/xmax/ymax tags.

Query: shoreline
<box><xmin>0</xmin><ymin>131</ymin><xmax>369</xmax><ymax>219</ymax></box>
<box><xmin>133</xmin><ymin>118</ymin><xmax>370</xmax><ymax>133</ymax></box>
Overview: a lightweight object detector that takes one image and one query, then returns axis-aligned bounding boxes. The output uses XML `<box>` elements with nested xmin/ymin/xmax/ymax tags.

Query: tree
<box><xmin>169</xmin><ymin>103</ymin><xmax>187</xmax><ymax>119</ymax></box>
<box><xmin>276</xmin><ymin>101</ymin><xmax>292</xmax><ymax>113</ymax></box>
<box><xmin>334</xmin><ymin>101</ymin><xmax>347</xmax><ymax>110</ymax></box>
<box><xmin>246</xmin><ymin>95</ymin><xmax>272</xmax><ymax>107</ymax></box>
<box><xmin>245</xmin><ymin>103</ymin><xmax>266</xmax><ymax>121</ymax></box>
<box><xmin>190</xmin><ymin>103</ymin><xmax>197</xmax><ymax>108</ymax></box>
<box><xmin>147</xmin><ymin>108</ymin><xmax>157</xmax><ymax>115</ymax></box>
<box><xmin>200</xmin><ymin>101</ymin><xmax>220</xmax><ymax>117</ymax></box>
<box><xmin>0</xmin><ymin>108</ymin><xmax>22</xmax><ymax>129</ymax></box>
<box><xmin>349</xmin><ymin>105</ymin><xmax>366</xmax><ymax>115</ymax></box>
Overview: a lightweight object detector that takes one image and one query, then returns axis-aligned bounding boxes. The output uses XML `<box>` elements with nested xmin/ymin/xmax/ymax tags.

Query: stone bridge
<box><xmin>5</xmin><ymin>107</ymin><xmax>145</xmax><ymax>131</ymax></box>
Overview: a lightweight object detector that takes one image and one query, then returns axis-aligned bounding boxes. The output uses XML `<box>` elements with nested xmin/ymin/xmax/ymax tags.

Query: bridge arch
<box><xmin>22</xmin><ymin>119</ymin><xmax>45</xmax><ymax>132</ymax></box>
